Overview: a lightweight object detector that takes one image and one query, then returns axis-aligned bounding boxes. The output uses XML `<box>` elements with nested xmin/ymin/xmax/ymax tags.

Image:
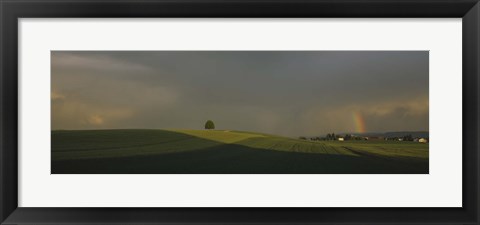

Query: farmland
<box><xmin>52</xmin><ymin>129</ymin><xmax>428</xmax><ymax>174</ymax></box>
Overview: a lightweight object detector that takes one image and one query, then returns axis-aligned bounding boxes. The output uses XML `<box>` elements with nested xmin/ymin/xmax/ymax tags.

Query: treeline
<box><xmin>385</xmin><ymin>134</ymin><xmax>418</xmax><ymax>141</ymax></box>
<box><xmin>299</xmin><ymin>133</ymin><xmax>365</xmax><ymax>141</ymax></box>
<box><xmin>299</xmin><ymin>133</ymin><xmax>428</xmax><ymax>142</ymax></box>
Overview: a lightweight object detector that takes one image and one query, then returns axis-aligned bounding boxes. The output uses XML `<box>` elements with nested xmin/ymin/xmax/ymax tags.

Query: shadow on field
<box><xmin>51</xmin><ymin>130</ymin><xmax>429</xmax><ymax>174</ymax></box>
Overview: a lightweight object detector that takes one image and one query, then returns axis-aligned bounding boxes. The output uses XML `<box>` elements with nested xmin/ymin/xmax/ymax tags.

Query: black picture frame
<box><xmin>1</xmin><ymin>0</ymin><xmax>479</xmax><ymax>224</ymax></box>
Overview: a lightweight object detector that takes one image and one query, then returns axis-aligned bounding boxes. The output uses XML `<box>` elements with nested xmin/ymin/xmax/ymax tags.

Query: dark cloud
<box><xmin>51</xmin><ymin>51</ymin><xmax>428</xmax><ymax>136</ymax></box>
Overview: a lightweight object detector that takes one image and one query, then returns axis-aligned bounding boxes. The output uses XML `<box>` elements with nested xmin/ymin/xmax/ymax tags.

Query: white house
<box><xmin>418</xmin><ymin>138</ymin><xmax>428</xmax><ymax>143</ymax></box>
<box><xmin>338</xmin><ymin>137</ymin><xmax>344</xmax><ymax>141</ymax></box>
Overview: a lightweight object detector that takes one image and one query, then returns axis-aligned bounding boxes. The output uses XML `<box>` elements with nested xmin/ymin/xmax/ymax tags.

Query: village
<box><xmin>299</xmin><ymin>133</ymin><xmax>429</xmax><ymax>143</ymax></box>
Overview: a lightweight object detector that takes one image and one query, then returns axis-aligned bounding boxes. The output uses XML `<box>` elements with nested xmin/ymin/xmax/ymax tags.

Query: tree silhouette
<box><xmin>204</xmin><ymin>120</ymin><xmax>215</xmax><ymax>130</ymax></box>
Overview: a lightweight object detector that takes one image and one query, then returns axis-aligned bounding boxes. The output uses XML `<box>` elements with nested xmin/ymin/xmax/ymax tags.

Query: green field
<box><xmin>51</xmin><ymin>129</ymin><xmax>429</xmax><ymax>174</ymax></box>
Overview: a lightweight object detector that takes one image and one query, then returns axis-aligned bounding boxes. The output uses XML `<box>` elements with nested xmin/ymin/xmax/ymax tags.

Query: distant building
<box><xmin>418</xmin><ymin>138</ymin><xmax>428</xmax><ymax>143</ymax></box>
<box><xmin>338</xmin><ymin>137</ymin><xmax>344</xmax><ymax>141</ymax></box>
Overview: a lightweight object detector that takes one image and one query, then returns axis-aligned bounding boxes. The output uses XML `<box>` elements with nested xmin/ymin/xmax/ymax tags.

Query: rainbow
<box><xmin>353</xmin><ymin>112</ymin><xmax>366</xmax><ymax>133</ymax></box>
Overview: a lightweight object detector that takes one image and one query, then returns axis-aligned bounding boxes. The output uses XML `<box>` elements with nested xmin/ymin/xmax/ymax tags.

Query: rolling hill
<box><xmin>52</xmin><ymin>129</ymin><xmax>429</xmax><ymax>174</ymax></box>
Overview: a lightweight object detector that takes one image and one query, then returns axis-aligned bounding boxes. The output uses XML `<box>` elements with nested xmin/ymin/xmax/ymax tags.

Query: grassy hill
<box><xmin>52</xmin><ymin>129</ymin><xmax>429</xmax><ymax>174</ymax></box>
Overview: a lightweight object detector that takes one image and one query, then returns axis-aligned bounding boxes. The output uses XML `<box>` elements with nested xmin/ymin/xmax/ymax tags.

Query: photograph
<box><xmin>51</xmin><ymin>51</ymin><xmax>429</xmax><ymax>174</ymax></box>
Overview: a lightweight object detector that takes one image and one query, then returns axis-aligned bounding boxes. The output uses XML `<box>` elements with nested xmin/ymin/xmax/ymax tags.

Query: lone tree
<box><xmin>204</xmin><ymin>120</ymin><xmax>215</xmax><ymax>130</ymax></box>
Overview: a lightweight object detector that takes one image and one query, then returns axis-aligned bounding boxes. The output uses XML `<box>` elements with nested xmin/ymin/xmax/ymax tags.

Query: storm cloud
<box><xmin>51</xmin><ymin>51</ymin><xmax>428</xmax><ymax>137</ymax></box>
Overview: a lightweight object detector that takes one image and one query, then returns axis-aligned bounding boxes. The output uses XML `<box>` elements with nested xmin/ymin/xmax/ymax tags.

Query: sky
<box><xmin>51</xmin><ymin>51</ymin><xmax>428</xmax><ymax>137</ymax></box>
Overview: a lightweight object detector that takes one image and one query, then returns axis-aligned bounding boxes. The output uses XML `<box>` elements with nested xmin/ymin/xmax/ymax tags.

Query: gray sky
<box><xmin>51</xmin><ymin>51</ymin><xmax>428</xmax><ymax>137</ymax></box>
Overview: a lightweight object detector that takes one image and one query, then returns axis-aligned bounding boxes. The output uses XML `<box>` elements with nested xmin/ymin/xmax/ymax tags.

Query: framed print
<box><xmin>1</xmin><ymin>0</ymin><xmax>479</xmax><ymax>224</ymax></box>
